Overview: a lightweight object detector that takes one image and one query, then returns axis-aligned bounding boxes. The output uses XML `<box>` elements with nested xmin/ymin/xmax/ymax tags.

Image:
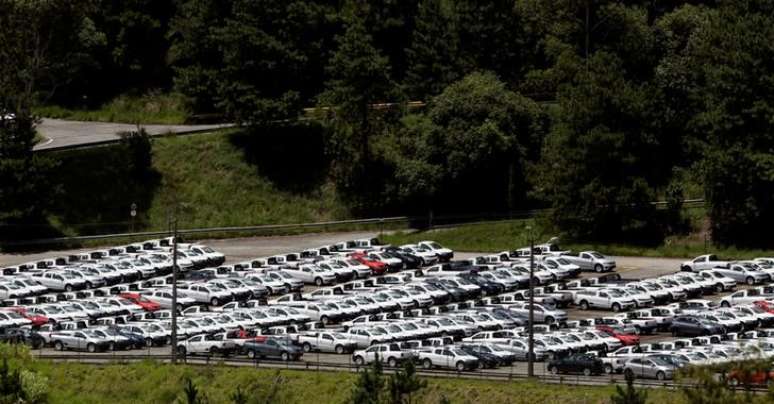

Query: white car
<box><xmin>178</xmin><ymin>284</ymin><xmax>232</xmax><ymax>306</ymax></box>
<box><xmin>416</xmin><ymin>241</ymin><xmax>454</xmax><ymax>262</ymax></box>
<box><xmin>681</xmin><ymin>254</ymin><xmax>730</xmax><ymax>272</ymax></box>
<box><xmin>399</xmin><ymin>245</ymin><xmax>439</xmax><ymax>266</ymax></box>
<box><xmin>417</xmin><ymin>347</ymin><xmax>478</xmax><ymax>371</ymax></box>
<box><xmin>697</xmin><ymin>270</ymin><xmax>737</xmax><ymax>293</ymax></box>
<box><xmin>298</xmin><ymin>332</ymin><xmax>358</xmax><ymax>354</ymax></box>
<box><xmin>282</xmin><ymin>265</ymin><xmax>337</xmax><ymax>286</ymax></box>
<box><xmin>144</xmin><ymin>289</ymin><xmax>196</xmax><ymax>310</ymax></box>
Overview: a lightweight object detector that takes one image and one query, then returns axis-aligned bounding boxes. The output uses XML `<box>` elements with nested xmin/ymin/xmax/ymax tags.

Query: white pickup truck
<box><xmin>297</xmin><ymin>332</ymin><xmax>358</xmax><ymax>354</ymax></box>
<box><xmin>560</xmin><ymin>251</ymin><xmax>616</xmax><ymax>273</ymax></box>
<box><xmin>681</xmin><ymin>254</ymin><xmax>729</xmax><ymax>272</ymax></box>
<box><xmin>574</xmin><ymin>289</ymin><xmax>636</xmax><ymax>312</ymax></box>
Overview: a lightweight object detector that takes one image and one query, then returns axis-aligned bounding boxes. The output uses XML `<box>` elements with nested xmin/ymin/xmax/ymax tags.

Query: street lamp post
<box><xmin>527</xmin><ymin>227</ymin><xmax>535</xmax><ymax>378</ymax></box>
<box><xmin>170</xmin><ymin>218</ymin><xmax>179</xmax><ymax>364</ymax></box>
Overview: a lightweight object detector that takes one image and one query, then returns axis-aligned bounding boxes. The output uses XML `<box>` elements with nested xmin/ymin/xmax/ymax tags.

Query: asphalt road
<box><xmin>34</xmin><ymin>118</ymin><xmax>233</xmax><ymax>151</ymax></box>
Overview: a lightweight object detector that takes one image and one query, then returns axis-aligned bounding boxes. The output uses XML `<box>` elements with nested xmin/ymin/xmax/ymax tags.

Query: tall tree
<box><xmin>535</xmin><ymin>51</ymin><xmax>662</xmax><ymax>241</ymax></box>
<box><xmin>319</xmin><ymin>16</ymin><xmax>396</xmax><ymax>212</ymax></box>
<box><xmin>387</xmin><ymin>361</ymin><xmax>427</xmax><ymax>404</ymax></box>
<box><xmin>171</xmin><ymin>0</ymin><xmax>336</xmax><ymax>124</ymax></box>
<box><xmin>404</xmin><ymin>0</ymin><xmax>463</xmax><ymax>99</ymax></box>
<box><xmin>683</xmin><ymin>0</ymin><xmax>774</xmax><ymax>247</ymax></box>
<box><xmin>348</xmin><ymin>359</ymin><xmax>385</xmax><ymax>404</ymax></box>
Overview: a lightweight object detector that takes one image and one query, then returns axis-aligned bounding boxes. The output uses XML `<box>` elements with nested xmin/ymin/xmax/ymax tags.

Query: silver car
<box><xmin>623</xmin><ymin>356</ymin><xmax>676</xmax><ymax>380</ymax></box>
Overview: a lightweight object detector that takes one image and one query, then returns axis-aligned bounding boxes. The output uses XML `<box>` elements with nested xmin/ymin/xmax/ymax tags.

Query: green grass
<box><xmin>1</xmin><ymin>354</ymin><xmax>683</xmax><ymax>404</ymax></box>
<box><xmin>35</xmin><ymin>92</ymin><xmax>189</xmax><ymax>125</ymax></box>
<box><xmin>382</xmin><ymin>218</ymin><xmax>774</xmax><ymax>259</ymax></box>
<box><xmin>45</xmin><ymin>127</ymin><xmax>346</xmax><ymax>238</ymax></box>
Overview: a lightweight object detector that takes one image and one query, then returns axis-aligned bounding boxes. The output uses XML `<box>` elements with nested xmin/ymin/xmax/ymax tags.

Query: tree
<box><xmin>535</xmin><ymin>51</ymin><xmax>662</xmax><ymax>241</ymax></box>
<box><xmin>610</xmin><ymin>371</ymin><xmax>647</xmax><ymax>404</ymax></box>
<box><xmin>319</xmin><ymin>16</ymin><xmax>397</xmax><ymax>213</ymax></box>
<box><xmin>389</xmin><ymin>72</ymin><xmax>546</xmax><ymax>214</ymax></box>
<box><xmin>178</xmin><ymin>377</ymin><xmax>207</xmax><ymax>404</ymax></box>
<box><xmin>387</xmin><ymin>360</ymin><xmax>427</xmax><ymax>404</ymax></box>
<box><xmin>404</xmin><ymin>0</ymin><xmax>463</xmax><ymax>98</ymax></box>
<box><xmin>347</xmin><ymin>358</ymin><xmax>385</xmax><ymax>404</ymax></box>
<box><xmin>676</xmin><ymin>0</ymin><xmax>774</xmax><ymax>247</ymax></box>
<box><xmin>170</xmin><ymin>0</ymin><xmax>336</xmax><ymax>123</ymax></box>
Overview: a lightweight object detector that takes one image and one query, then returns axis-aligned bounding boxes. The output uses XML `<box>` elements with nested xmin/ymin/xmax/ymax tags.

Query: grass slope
<box><xmin>47</xmin><ymin>128</ymin><xmax>343</xmax><ymax>237</ymax></box>
<box><xmin>35</xmin><ymin>93</ymin><xmax>189</xmax><ymax>125</ymax></box>
<box><xmin>20</xmin><ymin>360</ymin><xmax>682</xmax><ymax>404</ymax></box>
<box><xmin>382</xmin><ymin>218</ymin><xmax>774</xmax><ymax>259</ymax></box>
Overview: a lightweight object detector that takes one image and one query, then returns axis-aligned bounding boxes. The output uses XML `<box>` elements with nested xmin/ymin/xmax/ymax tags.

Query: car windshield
<box><xmin>557</xmin><ymin>258</ymin><xmax>571</xmax><ymax>265</ymax></box>
<box><xmin>607</xmin><ymin>290</ymin><xmax>625</xmax><ymax>297</ymax></box>
<box><xmin>428</xmin><ymin>243</ymin><xmax>442</xmax><ymax>249</ymax></box>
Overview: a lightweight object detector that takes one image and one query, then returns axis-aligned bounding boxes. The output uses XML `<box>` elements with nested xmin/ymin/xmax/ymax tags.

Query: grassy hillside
<box><xmin>383</xmin><ymin>215</ymin><xmax>774</xmax><ymax>259</ymax></box>
<box><xmin>35</xmin><ymin>93</ymin><xmax>189</xmax><ymax>125</ymax></box>
<box><xmin>46</xmin><ymin>126</ymin><xmax>345</xmax><ymax>237</ymax></box>
<box><xmin>14</xmin><ymin>359</ymin><xmax>683</xmax><ymax>404</ymax></box>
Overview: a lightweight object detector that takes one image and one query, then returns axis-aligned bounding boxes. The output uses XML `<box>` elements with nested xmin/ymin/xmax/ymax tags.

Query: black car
<box><xmin>459</xmin><ymin>345</ymin><xmax>501</xmax><ymax>368</ymax></box>
<box><xmin>109</xmin><ymin>326</ymin><xmax>148</xmax><ymax>349</ymax></box>
<box><xmin>424</xmin><ymin>280</ymin><xmax>467</xmax><ymax>302</ymax></box>
<box><xmin>548</xmin><ymin>353</ymin><xmax>605</xmax><ymax>376</ymax></box>
<box><xmin>242</xmin><ymin>337</ymin><xmax>303</xmax><ymax>361</ymax></box>
<box><xmin>0</xmin><ymin>328</ymin><xmax>45</xmax><ymax>349</ymax></box>
<box><xmin>461</xmin><ymin>344</ymin><xmax>515</xmax><ymax>366</ymax></box>
<box><xmin>382</xmin><ymin>248</ymin><xmax>422</xmax><ymax>270</ymax></box>
<box><xmin>460</xmin><ymin>273</ymin><xmax>505</xmax><ymax>295</ymax></box>
<box><xmin>670</xmin><ymin>316</ymin><xmax>724</xmax><ymax>337</ymax></box>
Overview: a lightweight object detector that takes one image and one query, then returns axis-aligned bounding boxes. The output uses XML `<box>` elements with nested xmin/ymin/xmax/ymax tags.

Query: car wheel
<box><xmin>721</xmin><ymin>301</ymin><xmax>731</xmax><ymax>308</ymax></box>
<box><xmin>210</xmin><ymin>346</ymin><xmax>220</xmax><ymax>355</ymax></box>
<box><xmin>86</xmin><ymin>282</ymin><xmax>93</xmax><ymax>289</ymax></box>
<box><xmin>281</xmin><ymin>351</ymin><xmax>289</xmax><ymax>361</ymax></box>
<box><xmin>604</xmin><ymin>364</ymin><xmax>613</xmax><ymax>374</ymax></box>
<box><xmin>580</xmin><ymin>301</ymin><xmax>589</xmax><ymax>310</ymax></box>
<box><xmin>354</xmin><ymin>356</ymin><xmax>364</xmax><ymax>366</ymax></box>
<box><xmin>625</xmin><ymin>369</ymin><xmax>634</xmax><ymax>379</ymax></box>
<box><xmin>545</xmin><ymin>316</ymin><xmax>554</xmax><ymax>325</ymax></box>
<box><xmin>583</xmin><ymin>368</ymin><xmax>592</xmax><ymax>377</ymax></box>
<box><xmin>656</xmin><ymin>371</ymin><xmax>666</xmax><ymax>381</ymax></box>
<box><xmin>455</xmin><ymin>361</ymin><xmax>465</xmax><ymax>372</ymax></box>
<box><xmin>176</xmin><ymin>304</ymin><xmax>184</xmax><ymax>312</ymax></box>
<box><xmin>64</xmin><ymin>284</ymin><xmax>73</xmax><ymax>292</ymax></box>
<box><xmin>388</xmin><ymin>357</ymin><xmax>398</xmax><ymax>368</ymax></box>
<box><xmin>54</xmin><ymin>341</ymin><xmax>64</xmax><ymax>351</ymax></box>
<box><xmin>315</xmin><ymin>278</ymin><xmax>323</xmax><ymax>286</ymax></box>
<box><xmin>595</xmin><ymin>264</ymin><xmax>603</xmax><ymax>273</ymax></box>
<box><xmin>108</xmin><ymin>342</ymin><xmax>115</xmax><ymax>351</ymax></box>
<box><xmin>634</xmin><ymin>326</ymin><xmax>641</xmax><ymax>335</ymax></box>
<box><xmin>335</xmin><ymin>345</ymin><xmax>345</xmax><ymax>354</ymax></box>
<box><xmin>177</xmin><ymin>346</ymin><xmax>186</xmax><ymax>356</ymax></box>
<box><xmin>422</xmin><ymin>359</ymin><xmax>433</xmax><ymax>370</ymax></box>
<box><xmin>612</xmin><ymin>303</ymin><xmax>621</xmax><ymax>313</ymax></box>
<box><xmin>547</xmin><ymin>351</ymin><xmax>556</xmax><ymax>360</ymax></box>
<box><xmin>247</xmin><ymin>350</ymin><xmax>256</xmax><ymax>359</ymax></box>
<box><xmin>145</xmin><ymin>338</ymin><xmax>153</xmax><ymax>347</ymax></box>
<box><xmin>303</xmin><ymin>343</ymin><xmax>312</xmax><ymax>353</ymax></box>
<box><xmin>210</xmin><ymin>297</ymin><xmax>220</xmax><ymax>306</ymax></box>
<box><xmin>747</xmin><ymin>277</ymin><xmax>755</xmax><ymax>285</ymax></box>
<box><xmin>549</xmin><ymin>366</ymin><xmax>558</xmax><ymax>375</ymax></box>
<box><xmin>352</xmin><ymin>271</ymin><xmax>359</xmax><ymax>280</ymax></box>
<box><xmin>716</xmin><ymin>283</ymin><xmax>724</xmax><ymax>293</ymax></box>
<box><xmin>320</xmin><ymin>315</ymin><xmax>329</xmax><ymax>325</ymax></box>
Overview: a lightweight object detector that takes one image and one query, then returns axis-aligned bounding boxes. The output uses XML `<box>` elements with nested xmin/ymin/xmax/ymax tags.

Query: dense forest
<box><xmin>1</xmin><ymin>0</ymin><xmax>773</xmax><ymax>248</ymax></box>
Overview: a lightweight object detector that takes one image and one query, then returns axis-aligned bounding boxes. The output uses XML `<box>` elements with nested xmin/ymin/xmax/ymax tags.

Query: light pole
<box><xmin>526</xmin><ymin>226</ymin><xmax>535</xmax><ymax>378</ymax></box>
<box><xmin>170</xmin><ymin>217</ymin><xmax>179</xmax><ymax>364</ymax></box>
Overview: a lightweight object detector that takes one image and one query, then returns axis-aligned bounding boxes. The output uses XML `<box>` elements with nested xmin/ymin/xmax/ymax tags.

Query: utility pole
<box><xmin>527</xmin><ymin>227</ymin><xmax>535</xmax><ymax>378</ymax></box>
<box><xmin>170</xmin><ymin>217</ymin><xmax>179</xmax><ymax>364</ymax></box>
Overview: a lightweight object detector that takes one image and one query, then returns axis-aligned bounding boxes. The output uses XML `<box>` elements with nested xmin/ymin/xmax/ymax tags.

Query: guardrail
<box><xmin>1</xmin><ymin>199</ymin><xmax>706</xmax><ymax>248</ymax></box>
<box><xmin>34</xmin><ymin>352</ymin><xmax>751</xmax><ymax>392</ymax></box>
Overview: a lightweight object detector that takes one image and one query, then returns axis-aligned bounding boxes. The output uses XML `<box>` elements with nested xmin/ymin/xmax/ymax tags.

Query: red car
<box><xmin>119</xmin><ymin>293</ymin><xmax>161</xmax><ymax>312</ymax></box>
<box><xmin>754</xmin><ymin>300</ymin><xmax>774</xmax><ymax>314</ymax></box>
<box><xmin>596</xmin><ymin>325</ymin><xmax>640</xmax><ymax>346</ymax></box>
<box><xmin>728</xmin><ymin>369</ymin><xmax>774</xmax><ymax>386</ymax></box>
<box><xmin>349</xmin><ymin>252</ymin><xmax>387</xmax><ymax>275</ymax></box>
<box><xmin>6</xmin><ymin>307</ymin><xmax>48</xmax><ymax>327</ymax></box>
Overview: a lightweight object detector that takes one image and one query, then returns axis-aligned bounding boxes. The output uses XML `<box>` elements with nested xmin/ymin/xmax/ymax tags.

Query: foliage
<box><xmin>384</xmin><ymin>72</ymin><xmax>546</xmax><ymax>215</ymax></box>
<box><xmin>170</xmin><ymin>0</ymin><xmax>335</xmax><ymax>124</ymax></box>
<box><xmin>610</xmin><ymin>371</ymin><xmax>647</xmax><ymax>404</ymax></box>
<box><xmin>35</xmin><ymin>92</ymin><xmax>189</xmax><ymax>124</ymax></box>
<box><xmin>178</xmin><ymin>377</ymin><xmax>208</xmax><ymax>404</ymax></box>
<box><xmin>387</xmin><ymin>361</ymin><xmax>427</xmax><ymax>404</ymax></box>
<box><xmin>348</xmin><ymin>358</ymin><xmax>385</xmax><ymax>404</ymax></box>
<box><xmin>118</xmin><ymin>128</ymin><xmax>153</xmax><ymax>178</ymax></box>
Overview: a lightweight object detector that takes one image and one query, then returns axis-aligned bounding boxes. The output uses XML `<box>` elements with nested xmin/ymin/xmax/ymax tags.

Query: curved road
<box><xmin>34</xmin><ymin>118</ymin><xmax>233</xmax><ymax>151</ymax></box>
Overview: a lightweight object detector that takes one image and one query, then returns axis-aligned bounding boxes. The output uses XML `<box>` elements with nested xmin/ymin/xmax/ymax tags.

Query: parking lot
<box><xmin>1</xmin><ymin>233</ymin><xmax>772</xmax><ymax>385</ymax></box>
